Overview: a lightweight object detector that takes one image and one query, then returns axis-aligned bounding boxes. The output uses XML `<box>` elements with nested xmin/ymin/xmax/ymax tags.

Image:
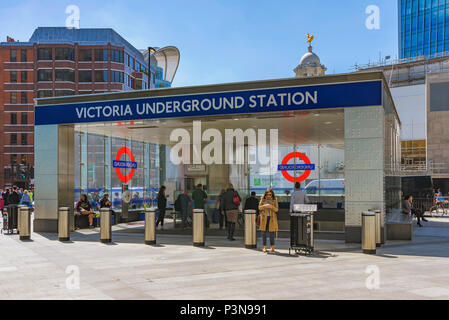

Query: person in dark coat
<box><xmin>7</xmin><ymin>187</ymin><xmax>20</xmax><ymax>205</ymax></box>
<box><xmin>156</xmin><ymin>186</ymin><xmax>168</xmax><ymax>230</ymax></box>
<box><xmin>221</xmin><ymin>183</ymin><xmax>242</xmax><ymax>241</ymax></box>
<box><xmin>244</xmin><ymin>191</ymin><xmax>260</xmax><ymax>215</ymax></box>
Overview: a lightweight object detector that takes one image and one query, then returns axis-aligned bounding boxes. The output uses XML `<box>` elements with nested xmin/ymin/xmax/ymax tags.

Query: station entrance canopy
<box><xmin>33</xmin><ymin>72</ymin><xmax>401</xmax><ymax>243</ymax></box>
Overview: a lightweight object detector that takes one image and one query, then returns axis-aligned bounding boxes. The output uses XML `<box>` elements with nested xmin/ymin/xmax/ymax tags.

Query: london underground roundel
<box><xmin>113</xmin><ymin>147</ymin><xmax>137</xmax><ymax>183</ymax></box>
<box><xmin>278</xmin><ymin>152</ymin><xmax>315</xmax><ymax>183</ymax></box>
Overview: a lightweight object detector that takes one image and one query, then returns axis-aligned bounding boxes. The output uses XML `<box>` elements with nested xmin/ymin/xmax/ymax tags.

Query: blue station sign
<box><xmin>35</xmin><ymin>80</ymin><xmax>382</xmax><ymax>125</ymax></box>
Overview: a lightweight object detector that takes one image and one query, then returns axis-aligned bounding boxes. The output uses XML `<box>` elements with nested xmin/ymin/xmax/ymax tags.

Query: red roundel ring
<box><xmin>115</xmin><ymin>147</ymin><xmax>136</xmax><ymax>183</ymax></box>
<box><xmin>281</xmin><ymin>152</ymin><xmax>312</xmax><ymax>183</ymax></box>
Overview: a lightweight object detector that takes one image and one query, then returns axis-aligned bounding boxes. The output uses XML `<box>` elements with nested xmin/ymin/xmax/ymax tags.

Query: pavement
<box><xmin>1</xmin><ymin>216</ymin><xmax>449</xmax><ymax>300</ymax></box>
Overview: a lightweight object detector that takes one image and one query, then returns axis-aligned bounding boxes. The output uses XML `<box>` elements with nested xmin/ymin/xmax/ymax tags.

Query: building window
<box><xmin>94</xmin><ymin>70</ymin><xmax>108</xmax><ymax>82</ymax></box>
<box><xmin>94</xmin><ymin>49</ymin><xmax>108</xmax><ymax>61</ymax></box>
<box><xmin>78</xmin><ymin>70</ymin><xmax>92</xmax><ymax>82</ymax></box>
<box><xmin>55</xmin><ymin>48</ymin><xmax>74</xmax><ymax>60</ymax></box>
<box><xmin>21</xmin><ymin>133</ymin><xmax>27</xmax><ymax>146</ymax></box>
<box><xmin>38</xmin><ymin>69</ymin><xmax>53</xmax><ymax>82</ymax></box>
<box><xmin>111</xmin><ymin>49</ymin><xmax>124</xmax><ymax>63</ymax></box>
<box><xmin>125</xmin><ymin>53</ymin><xmax>130</xmax><ymax>67</ymax></box>
<box><xmin>10</xmin><ymin>92</ymin><xmax>17</xmax><ymax>104</ymax></box>
<box><xmin>38</xmin><ymin>48</ymin><xmax>53</xmax><ymax>60</ymax></box>
<box><xmin>55</xmin><ymin>90</ymin><xmax>75</xmax><ymax>97</ymax></box>
<box><xmin>21</xmin><ymin>71</ymin><xmax>28</xmax><ymax>83</ymax></box>
<box><xmin>10</xmin><ymin>154</ymin><xmax>17</xmax><ymax>165</ymax></box>
<box><xmin>10</xmin><ymin>113</ymin><xmax>17</xmax><ymax>125</ymax></box>
<box><xmin>10</xmin><ymin>134</ymin><xmax>17</xmax><ymax>145</ymax></box>
<box><xmin>79</xmin><ymin>49</ymin><xmax>92</xmax><ymax>62</ymax></box>
<box><xmin>21</xmin><ymin>155</ymin><xmax>28</xmax><ymax>165</ymax></box>
<box><xmin>37</xmin><ymin>90</ymin><xmax>53</xmax><ymax>98</ymax></box>
<box><xmin>78</xmin><ymin>91</ymin><xmax>93</xmax><ymax>95</ymax></box>
<box><xmin>55</xmin><ymin>69</ymin><xmax>74</xmax><ymax>82</ymax></box>
<box><xmin>21</xmin><ymin>92</ymin><xmax>28</xmax><ymax>104</ymax></box>
<box><xmin>10</xmin><ymin>50</ymin><xmax>17</xmax><ymax>62</ymax></box>
<box><xmin>10</xmin><ymin>71</ymin><xmax>17</xmax><ymax>83</ymax></box>
<box><xmin>21</xmin><ymin>49</ymin><xmax>27</xmax><ymax>62</ymax></box>
<box><xmin>21</xmin><ymin>113</ymin><xmax>28</xmax><ymax>125</ymax></box>
<box><xmin>111</xmin><ymin>71</ymin><xmax>124</xmax><ymax>83</ymax></box>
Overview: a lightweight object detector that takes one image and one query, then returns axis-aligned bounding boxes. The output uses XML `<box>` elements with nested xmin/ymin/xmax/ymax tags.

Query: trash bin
<box><xmin>18</xmin><ymin>206</ymin><xmax>31</xmax><ymax>240</ymax></box>
<box><xmin>289</xmin><ymin>204</ymin><xmax>316</xmax><ymax>255</ymax></box>
<box><xmin>374</xmin><ymin>209</ymin><xmax>382</xmax><ymax>247</ymax></box>
<box><xmin>58</xmin><ymin>207</ymin><xmax>71</xmax><ymax>242</ymax></box>
<box><xmin>7</xmin><ymin>204</ymin><xmax>19</xmax><ymax>234</ymax></box>
<box><xmin>145</xmin><ymin>207</ymin><xmax>157</xmax><ymax>245</ymax></box>
<box><xmin>362</xmin><ymin>211</ymin><xmax>376</xmax><ymax>254</ymax></box>
<box><xmin>244</xmin><ymin>210</ymin><xmax>257</xmax><ymax>249</ymax></box>
<box><xmin>193</xmin><ymin>209</ymin><xmax>205</xmax><ymax>247</ymax></box>
<box><xmin>100</xmin><ymin>208</ymin><xmax>112</xmax><ymax>243</ymax></box>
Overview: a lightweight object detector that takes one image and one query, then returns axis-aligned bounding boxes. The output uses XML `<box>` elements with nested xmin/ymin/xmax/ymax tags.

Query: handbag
<box><xmin>233</xmin><ymin>191</ymin><xmax>241</xmax><ymax>206</ymax></box>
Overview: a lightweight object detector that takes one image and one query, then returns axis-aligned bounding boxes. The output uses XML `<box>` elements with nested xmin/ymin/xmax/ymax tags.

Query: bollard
<box><xmin>244</xmin><ymin>210</ymin><xmax>257</xmax><ymax>249</ymax></box>
<box><xmin>193</xmin><ymin>209</ymin><xmax>205</xmax><ymax>247</ymax></box>
<box><xmin>18</xmin><ymin>206</ymin><xmax>31</xmax><ymax>240</ymax></box>
<box><xmin>362</xmin><ymin>211</ymin><xmax>376</xmax><ymax>254</ymax></box>
<box><xmin>100</xmin><ymin>208</ymin><xmax>112</xmax><ymax>243</ymax></box>
<box><xmin>17</xmin><ymin>205</ymin><xmax>25</xmax><ymax>235</ymax></box>
<box><xmin>144</xmin><ymin>207</ymin><xmax>157</xmax><ymax>245</ymax></box>
<box><xmin>58</xmin><ymin>207</ymin><xmax>71</xmax><ymax>242</ymax></box>
<box><xmin>374</xmin><ymin>210</ymin><xmax>381</xmax><ymax>247</ymax></box>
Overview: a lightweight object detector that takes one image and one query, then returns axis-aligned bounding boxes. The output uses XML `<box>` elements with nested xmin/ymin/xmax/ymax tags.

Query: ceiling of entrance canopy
<box><xmin>75</xmin><ymin>108</ymin><xmax>344</xmax><ymax>147</ymax></box>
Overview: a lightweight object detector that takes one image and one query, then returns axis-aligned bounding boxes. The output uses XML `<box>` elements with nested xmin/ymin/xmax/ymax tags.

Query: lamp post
<box><xmin>147</xmin><ymin>47</ymin><xmax>156</xmax><ymax>89</ymax></box>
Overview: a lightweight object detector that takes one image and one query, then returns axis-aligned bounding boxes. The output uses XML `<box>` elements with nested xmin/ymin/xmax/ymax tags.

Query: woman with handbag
<box><xmin>258</xmin><ymin>188</ymin><xmax>279</xmax><ymax>253</ymax></box>
<box><xmin>222</xmin><ymin>183</ymin><xmax>241</xmax><ymax>241</ymax></box>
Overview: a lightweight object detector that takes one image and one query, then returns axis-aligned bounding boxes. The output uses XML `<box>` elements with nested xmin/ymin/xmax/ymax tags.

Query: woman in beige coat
<box><xmin>258</xmin><ymin>188</ymin><xmax>279</xmax><ymax>253</ymax></box>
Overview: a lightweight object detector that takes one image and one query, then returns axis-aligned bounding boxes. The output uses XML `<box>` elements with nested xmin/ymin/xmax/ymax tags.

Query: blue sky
<box><xmin>0</xmin><ymin>0</ymin><xmax>398</xmax><ymax>87</ymax></box>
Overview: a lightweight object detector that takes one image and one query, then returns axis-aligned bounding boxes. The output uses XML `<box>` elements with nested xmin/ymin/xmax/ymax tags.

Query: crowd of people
<box><xmin>70</xmin><ymin>181</ymin><xmax>313</xmax><ymax>253</ymax></box>
<box><xmin>0</xmin><ymin>187</ymin><xmax>34</xmax><ymax>213</ymax></box>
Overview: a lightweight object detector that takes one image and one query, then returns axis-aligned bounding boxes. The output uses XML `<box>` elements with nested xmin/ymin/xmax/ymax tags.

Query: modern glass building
<box><xmin>399</xmin><ymin>0</ymin><xmax>449</xmax><ymax>59</ymax></box>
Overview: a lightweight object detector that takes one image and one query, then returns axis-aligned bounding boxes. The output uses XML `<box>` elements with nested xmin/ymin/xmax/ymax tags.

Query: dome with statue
<box><xmin>299</xmin><ymin>47</ymin><xmax>322</xmax><ymax>68</ymax></box>
<box><xmin>294</xmin><ymin>34</ymin><xmax>327</xmax><ymax>78</ymax></box>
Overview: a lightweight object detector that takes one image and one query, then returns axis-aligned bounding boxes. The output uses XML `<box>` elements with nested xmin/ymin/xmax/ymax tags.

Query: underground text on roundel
<box><xmin>35</xmin><ymin>81</ymin><xmax>382</xmax><ymax>125</ymax></box>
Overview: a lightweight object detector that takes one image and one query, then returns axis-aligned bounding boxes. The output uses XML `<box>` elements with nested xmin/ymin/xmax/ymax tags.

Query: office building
<box><xmin>0</xmin><ymin>27</ymin><xmax>180</xmax><ymax>188</ymax></box>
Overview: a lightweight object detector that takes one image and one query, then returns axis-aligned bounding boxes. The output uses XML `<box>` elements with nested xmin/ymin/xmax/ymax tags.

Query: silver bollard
<box><xmin>145</xmin><ymin>207</ymin><xmax>157</xmax><ymax>245</ymax></box>
<box><xmin>362</xmin><ymin>211</ymin><xmax>376</xmax><ymax>254</ymax></box>
<box><xmin>244</xmin><ymin>210</ymin><xmax>257</xmax><ymax>249</ymax></box>
<box><xmin>58</xmin><ymin>207</ymin><xmax>71</xmax><ymax>241</ymax></box>
<box><xmin>100</xmin><ymin>208</ymin><xmax>112</xmax><ymax>243</ymax></box>
<box><xmin>374</xmin><ymin>210</ymin><xmax>381</xmax><ymax>247</ymax></box>
<box><xmin>193</xmin><ymin>209</ymin><xmax>205</xmax><ymax>247</ymax></box>
<box><xmin>18</xmin><ymin>206</ymin><xmax>31</xmax><ymax>240</ymax></box>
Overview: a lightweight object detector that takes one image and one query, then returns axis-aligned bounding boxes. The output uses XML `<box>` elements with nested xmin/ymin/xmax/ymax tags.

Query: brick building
<box><xmin>0</xmin><ymin>27</ymin><xmax>180</xmax><ymax>189</ymax></box>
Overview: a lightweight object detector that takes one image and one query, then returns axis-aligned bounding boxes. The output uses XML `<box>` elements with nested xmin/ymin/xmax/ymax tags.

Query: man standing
<box><xmin>7</xmin><ymin>187</ymin><xmax>20</xmax><ymax>205</ymax></box>
<box><xmin>178</xmin><ymin>190</ymin><xmax>192</xmax><ymax>230</ymax></box>
<box><xmin>290</xmin><ymin>182</ymin><xmax>309</xmax><ymax>213</ymax></box>
<box><xmin>192</xmin><ymin>184</ymin><xmax>209</xmax><ymax>228</ymax></box>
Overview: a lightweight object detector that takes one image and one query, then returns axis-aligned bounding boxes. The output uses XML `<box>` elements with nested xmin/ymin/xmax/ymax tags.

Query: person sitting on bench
<box><xmin>75</xmin><ymin>194</ymin><xmax>94</xmax><ymax>229</ymax></box>
<box><xmin>403</xmin><ymin>194</ymin><xmax>428</xmax><ymax>228</ymax></box>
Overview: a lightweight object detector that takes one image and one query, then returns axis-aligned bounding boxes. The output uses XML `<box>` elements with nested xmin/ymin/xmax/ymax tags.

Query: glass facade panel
<box><xmin>400</xmin><ymin>0</ymin><xmax>449</xmax><ymax>59</ymax></box>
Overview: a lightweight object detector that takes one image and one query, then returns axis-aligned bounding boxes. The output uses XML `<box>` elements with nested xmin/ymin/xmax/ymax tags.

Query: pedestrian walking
<box><xmin>222</xmin><ymin>183</ymin><xmax>242</xmax><ymax>241</ymax></box>
<box><xmin>156</xmin><ymin>186</ymin><xmax>168</xmax><ymax>231</ymax></box>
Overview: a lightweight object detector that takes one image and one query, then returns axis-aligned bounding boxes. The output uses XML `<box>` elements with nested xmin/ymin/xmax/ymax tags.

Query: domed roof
<box><xmin>299</xmin><ymin>46</ymin><xmax>321</xmax><ymax>67</ymax></box>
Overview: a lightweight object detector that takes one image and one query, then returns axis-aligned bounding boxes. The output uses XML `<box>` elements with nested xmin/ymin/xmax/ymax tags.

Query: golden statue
<box><xmin>307</xmin><ymin>33</ymin><xmax>314</xmax><ymax>45</ymax></box>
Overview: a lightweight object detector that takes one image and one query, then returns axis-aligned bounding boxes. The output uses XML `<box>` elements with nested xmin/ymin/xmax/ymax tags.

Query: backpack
<box><xmin>174</xmin><ymin>195</ymin><xmax>182</xmax><ymax>212</ymax></box>
<box><xmin>233</xmin><ymin>191</ymin><xmax>241</xmax><ymax>206</ymax></box>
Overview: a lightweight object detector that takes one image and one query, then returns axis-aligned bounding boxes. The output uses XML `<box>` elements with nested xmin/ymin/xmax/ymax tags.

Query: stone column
<box><xmin>34</xmin><ymin>124</ymin><xmax>75</xmax><ymax>233</ymax></box>
<box><xmin>344</xmin><ymin>106</ymin><xmax>385</xmax><ymax>243</ymax></box>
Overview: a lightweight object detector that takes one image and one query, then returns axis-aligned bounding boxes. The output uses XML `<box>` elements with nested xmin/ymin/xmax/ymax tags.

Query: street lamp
<box><xmin>148</xmin><ymin>47</ymin><xmax>156</xmax><ymax>89</ymax></box>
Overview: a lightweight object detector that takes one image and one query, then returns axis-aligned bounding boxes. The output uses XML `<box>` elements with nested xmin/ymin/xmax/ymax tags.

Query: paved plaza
<box><xmin>1</xmin><ymin>217</ymin><xmax>449</xmax><ymax>300</ymax></box>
